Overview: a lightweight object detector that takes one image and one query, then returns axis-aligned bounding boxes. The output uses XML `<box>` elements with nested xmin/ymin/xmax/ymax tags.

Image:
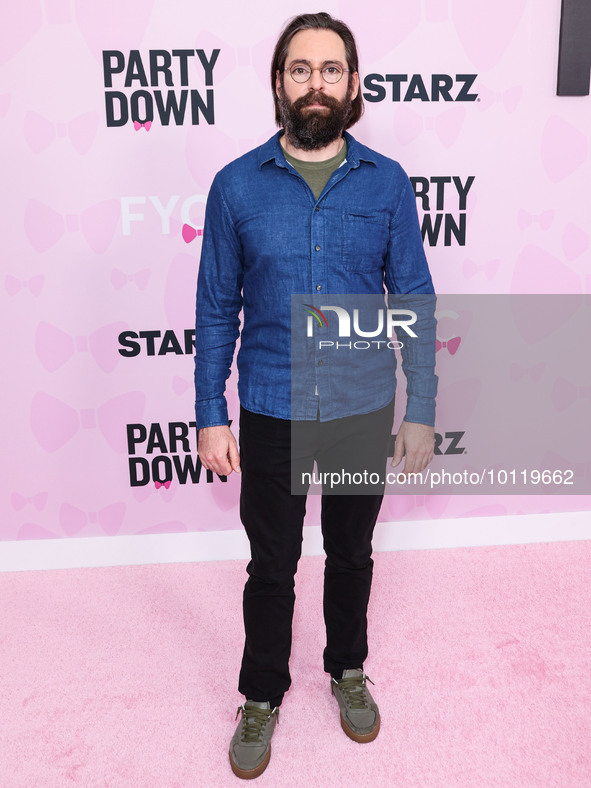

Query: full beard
<box><xmin>277</xmin><ymin>88</ymin><xmax>353</xmax><ymax>151</ymax></box>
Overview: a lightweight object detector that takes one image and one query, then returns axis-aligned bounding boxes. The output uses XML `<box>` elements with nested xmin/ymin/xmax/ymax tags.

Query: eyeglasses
<box><xmin>284</xmin><ymin>63</ymin><xmax>350</xmax><ymax>84</ymax></box>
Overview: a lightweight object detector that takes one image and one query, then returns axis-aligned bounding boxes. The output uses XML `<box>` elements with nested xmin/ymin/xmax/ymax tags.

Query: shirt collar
<box><xmin>257</xmin><ymin>130</ymin><xmax>379</xmax><ymax>170</ymax></box>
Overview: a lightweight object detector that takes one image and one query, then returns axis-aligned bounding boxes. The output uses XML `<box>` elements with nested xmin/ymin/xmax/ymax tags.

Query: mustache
<box><xmin>294</xmin><ymin>92</ymin><xmax>341</xmax><ymax>110</ymax></box>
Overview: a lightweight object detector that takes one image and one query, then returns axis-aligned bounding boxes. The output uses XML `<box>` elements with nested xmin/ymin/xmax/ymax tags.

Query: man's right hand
<box><xmin>197</xmin><ymin>425</ymin><xmax>241</xmax><ymax>476</ymax></box>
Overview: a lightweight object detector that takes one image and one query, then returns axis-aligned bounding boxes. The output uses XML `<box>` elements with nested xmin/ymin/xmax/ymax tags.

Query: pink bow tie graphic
<box><xmin>35</xmin><ymin>321</ymin><xmax>127</xmax><ymax>373</ymax></box>
<box><xmin>394</xmin><ymin>105</ymin><xmax>466</xmax><ymax>149</ymax></box>
<box><xmin>173</xmin><ymin>376</ymin><xmax>192</xmax><ymax>396</ymax></box>
<box><xmin>477</xmin><ymin>85</ymin><xmax>522</xmax><ymax>114</ymax></box>
<box><xmin>5</xmin><ymin>274</ymin><xmax>44</xmax><ymax>296</ymax></box>
<box><xmin>133</xmin><ymin>120</ymin><xmax>152</xmax><ymax>131</ymax></box>
<box><xmin>509</xmin><ymin>362</ymin><xmax>545</xmax><ymax>383</ymax></box>
<box><xmin>552</xmin><ymin>378</ymin><xmax>591</xmax><ymax>411</ymax></box>
<box><xmin>23</xmin><ymin>110</ymin><xmax>99</xmax><ymax>154</ymax></box>
<box><xmin>154</xmin><ymin>480</ymin><xmax>172</xmax><ymax>489</ymax></box>
<box><xmin>435</xmin><ymin>336</ymin><xmax>461</xmax><ymax>355</ymax></box>
<box><xmin>59</xmin><ymin>502</ymin><xmax>125</xmax><ymax>536</ymax></box>
<box><xmin>517</xmin><ymin>209</ymin><xmax>554</xmax><ymax>231</ymax></box>
<box><xmin>562</xmin><ymin>222</ymin><xmax>589</xmax><ymax>262</ymax></box>
<box><xmin>385</xmin><ymin>495</ymin><xmax>415</xmax><ymax>519</ymax></box>
<box><xmin>182</xmin><ymin>224</ymin><xmax>204</xmax><ymax>244</ymax></box>
<box><xmin>25</xmin><ymin>198</ymin><xmax>119</xmax><ymax>254</ymax></box>
<box><xmin>111</xmin><ymin>268</ymin><xmax>151</xmax><ymax>291</ymax></box>
<box><xmin>11</xmin><ymin>492</ymin><xmax>48</xmax><ymax>511</ymax></box>
<box><xmin>73</xmin><ymin>0</ymin><xmax>154</xmax><ymax>62</ymax></box>
<box><xmin>30</xmin><ymin>391</ymin><xmax>146</xmax><ymax>453</ymax></box>
<box><xmin>463</xmin><ymin>258</ymin><xmax>500</xmax><ymax>280</ymax></box>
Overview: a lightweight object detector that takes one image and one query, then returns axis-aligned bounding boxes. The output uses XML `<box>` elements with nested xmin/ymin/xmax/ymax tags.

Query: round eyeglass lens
<box><xmin>288</xmin><ymin>65</ymin><xmax>344</xmax><ymax>83</ymax></box>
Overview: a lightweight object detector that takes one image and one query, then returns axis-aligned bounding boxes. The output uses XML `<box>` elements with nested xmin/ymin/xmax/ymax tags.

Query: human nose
<box><xmin>308</xmin><ymin>67</ymin><xmax>325</xmax><ymax>90</ymax></box>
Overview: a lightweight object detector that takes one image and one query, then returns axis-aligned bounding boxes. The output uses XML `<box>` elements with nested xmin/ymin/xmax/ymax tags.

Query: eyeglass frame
<box><xmin>283</xmin><ymin>61</ymin><xmax>352</xmax><ymax>84</ymax></box>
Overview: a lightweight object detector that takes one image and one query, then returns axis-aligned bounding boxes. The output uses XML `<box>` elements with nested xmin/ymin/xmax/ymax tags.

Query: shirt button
<box><xmin>318</xmin><ymin>360</ymin><xmax>324</xmax><ymax>366</ymax></box>
<box><xmin>315</xmin><ymin>206</ymin><xmax>320</xmax><ymax>212</ymax></box>
<box><xmin>315</xmin><ymin>245</ymin><xmax>321</xmax><ymax>252</ymax></box>
<box><xmin>316</xmin><ymin>284</ymin><xmax>322</xmax><ymax>291</ymax></box>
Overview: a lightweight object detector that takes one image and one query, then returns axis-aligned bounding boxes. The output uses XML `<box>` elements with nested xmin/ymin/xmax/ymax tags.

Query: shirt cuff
<box><xmin>404</xmin><ymin>395</ymin><xmax>436</xmax><ymax>427</ymax></box>
<box><xmin>195</xmin><ymin>397</ymin><xmax>229</xmax><ymax>430</ymax></box>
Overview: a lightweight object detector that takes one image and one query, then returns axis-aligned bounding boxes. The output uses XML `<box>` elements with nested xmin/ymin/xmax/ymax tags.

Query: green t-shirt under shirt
<box><xmin>283</xmin><ymin>139</ymin><xmax>348</xmax><ymax>201</ymax></box>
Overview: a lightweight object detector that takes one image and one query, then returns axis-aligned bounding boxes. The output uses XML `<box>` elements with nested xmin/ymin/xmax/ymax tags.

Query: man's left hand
<box><xmin>391</xmin><ymin>420</ymin><xmax>435</xmax><ymax>475</ymax></box>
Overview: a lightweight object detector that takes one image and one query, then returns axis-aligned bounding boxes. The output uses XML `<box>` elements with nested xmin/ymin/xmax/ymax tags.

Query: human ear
<box><xmin>349</xmin><ymin>71</ymin><xmax>359</xmax><ymax>101</ymax></box>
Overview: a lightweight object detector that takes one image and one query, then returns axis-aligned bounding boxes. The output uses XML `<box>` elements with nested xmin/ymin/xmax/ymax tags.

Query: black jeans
<box><xmin>237</xmin><ymin>400</ymin><xmax>394</xmax><ymax>707</ymax></box>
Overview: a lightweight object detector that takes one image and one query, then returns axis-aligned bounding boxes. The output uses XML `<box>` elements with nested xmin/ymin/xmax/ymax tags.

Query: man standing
<box><xmin>195</xmin><ymin>12</ymin><xmax>437</xmax><ymax>780</ymax></box>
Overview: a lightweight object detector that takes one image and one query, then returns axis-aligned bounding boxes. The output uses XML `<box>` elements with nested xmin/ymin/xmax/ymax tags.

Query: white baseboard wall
<box><xmin>1</xmin><ymin>510</ymin><xmax>590</xmax><ymax>573</ymax></box>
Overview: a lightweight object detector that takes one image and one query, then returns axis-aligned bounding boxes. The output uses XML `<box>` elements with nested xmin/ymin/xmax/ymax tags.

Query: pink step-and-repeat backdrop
<box><xmin>2</xmin><ymin>0</ymin><xmax>590</xmax><ymax>543</ymax></box>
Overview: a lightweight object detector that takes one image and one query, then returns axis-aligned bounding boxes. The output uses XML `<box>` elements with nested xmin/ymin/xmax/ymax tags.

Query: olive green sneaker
<box><xmin>229</xmin><ymin>701</ymin><xmax>279</xmax><ymax>780</ymax></box>
<box><xmin>330</xmin><ymin>669</ymin><xmax>380</xmax><ymax>743</ymax></box>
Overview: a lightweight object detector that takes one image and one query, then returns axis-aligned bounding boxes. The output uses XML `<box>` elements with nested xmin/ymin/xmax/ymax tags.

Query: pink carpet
<box><xmin>1</xmin><ymin>540</ymin><xmax>590</xmax><ymax>787</ymax></box>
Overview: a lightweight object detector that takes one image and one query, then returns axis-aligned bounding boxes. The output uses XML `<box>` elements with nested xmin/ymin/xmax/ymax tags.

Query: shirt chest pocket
<box><xmin>342</xmin><ymin>209</ymin><xmax>389</xmax><ymax>273</ymax></box>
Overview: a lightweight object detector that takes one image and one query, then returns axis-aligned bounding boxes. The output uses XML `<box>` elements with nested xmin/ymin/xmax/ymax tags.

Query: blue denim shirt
<box><xmin>194</xmin><ymin>131</ymin><xmax>437</xmax><ymax>428</ymax></box>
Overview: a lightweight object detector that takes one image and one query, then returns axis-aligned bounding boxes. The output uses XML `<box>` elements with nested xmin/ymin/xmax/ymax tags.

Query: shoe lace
<box><xmin>332</xmin><ymin>673</ymin><xmax>375</xmax><ymax>709</ymax></box>
<box><xmin>235</xmin><ymin>704</ymin><xmax>279</xmax><ymax>743</ymax></box>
